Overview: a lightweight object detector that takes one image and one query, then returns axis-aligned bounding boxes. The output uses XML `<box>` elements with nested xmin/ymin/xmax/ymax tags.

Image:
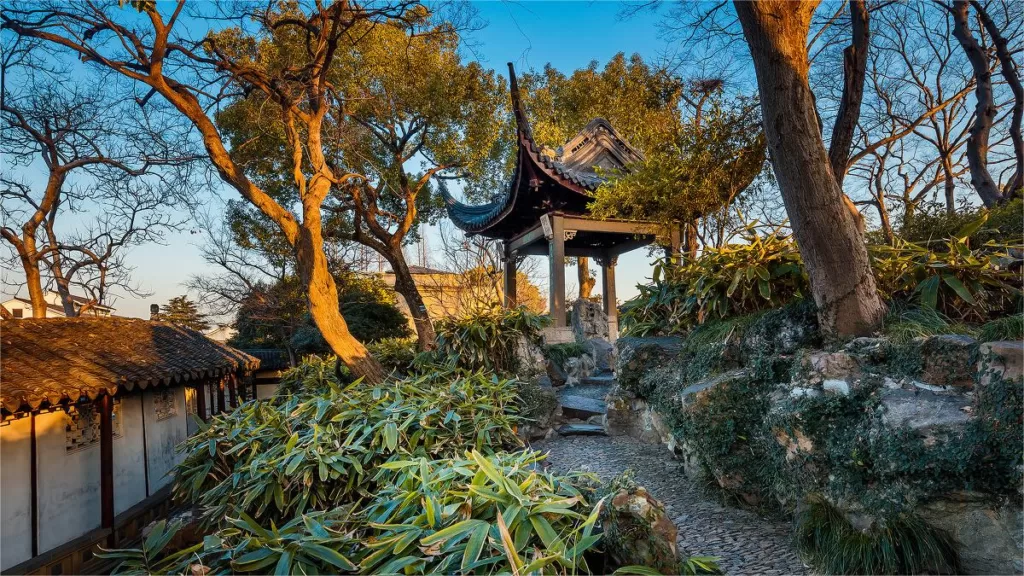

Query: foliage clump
<box><xmin>795</xmin><ymin>494</ymin><xmax>960</xmax><ymax>575</ymax></box>
<box><xmin>426</xmin><ymin>305</ymin><xmax>550</xmax><ymax>373</ymax></box>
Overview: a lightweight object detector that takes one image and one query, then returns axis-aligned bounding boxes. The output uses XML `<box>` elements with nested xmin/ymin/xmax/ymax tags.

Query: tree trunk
<box><xmin>22</xmin><ymin>253</ymin><xmax>47</xmax><ymax>318</ymax></box>
<box><xmin>949</xmin><ymin>0</ymin><xmax>1003</xmax><ymax>207</ymax></box>
<box><xmin>735</xmin><ymin>0</ymin><xmax>886</xmax><ymax>336</ymax></box>
<box><xmin>388</xmin><ymin>253</ymin><xmax>438</xmax><ymax>351</ymax></box>
<box><xmin>577</xmin><ymin>258</ymin><xmax>595</xmax><ymax>299</ymax></box>
<box><xmin>942</xmin><ymin>157</ymin><xmax>957</xmax><ymax>214</ymax></box>
<box><xmin>970</xmin><ymin>0</ymin><xmax>1023</xmax><ymax>197</ymax></box>
<box><xmin>294</xmin><ymin>216</ymin><xmax>386</xmax><ymax>383</ymax></box>
<box><xmin>685</xmin><ymin>220</ymin><xmax>700</xmax><ymax>260</ymax></box>
<box><xmin>828</xmin><ymin>0</ymin><xmax>870</xmax><ymax>188</ymax></box>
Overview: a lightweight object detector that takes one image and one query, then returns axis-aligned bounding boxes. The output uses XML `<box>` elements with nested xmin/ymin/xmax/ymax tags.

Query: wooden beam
<box><xmin>195</xmin><ymin>384</ymin><xmax>207</xmax><ymax>422</ymax></box>
<box><xmin>507</xmin><ymin>223</ymin><xmax>547</xmax><ymax>253</ymax></box>
<box><xmin>549</xmin><ymin>214</ymin><xmax>566</xmax><ymax>327</ymax></box>
<box><xmin>502</xmin><ymin>242</ymin><xmax>517</xmax><ymax>308</ymax></box>
<box><xmin>610</xmin><ymin>239</ymin><xmax>656</xmax><ymax>257</ymax></box>
<box><xmin>216</xmin><ymin>381</ymin><xmax>226</xmax><ymax>414</ymax></box>
<box><xmin>140</xmin><ymin>395</ymin><xmax>149</xmax><ymax>497</ymax></box>
<box><xmin>561</xmin><ymin>216</ymin><xmax>659</xmax><ymax>235</ymax></box>
<box><xmin>228</xmin><ymin>378</ymin><xmax>238</xmax><ymax>409</ymax></box>
<box><xmin>98</xmin><ymin>394</ymin><xmax>114</xmax><ymax>547</ymax></box>
<box><xmin>564</xmin><ymin>246</ymin><xmax>611</xmax><ymax>258</ymax></box>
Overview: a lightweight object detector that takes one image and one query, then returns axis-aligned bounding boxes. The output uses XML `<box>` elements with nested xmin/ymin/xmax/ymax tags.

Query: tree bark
<box><xmin>828</xmin><ymin>0</ymin><xmax>870</xmax><ymax>188</ymax></box>
<box><xmin>735</xmin><ymin>0</ymin><xmax>886</xmax><ymax>336</ymax></box>
<box><xmin>942</xmin><ymin>157</ymin><xmax>957</xmax><ymax>213</ymax></box>
<box><xmin>295</xmin><ymin>203</ymin><xmax>386</xmax><ymax>383</ymax></box>
<box><xmin>22</xmin><ymin>252</ymin><xmax>47</xmax><ymax>318</ymax></box>
<box><xmin>949</xmin><ymin>0</ymin><xmax>1003</xmax><ymax>207</ymax></box>
<box><xmin>388</xmin><ymin>256</ymin><xmax>438</xmax><ymax>352</ymax></box>
<box><xmin>970</xmin><ymin>0</ymin><xmax>1023</xmax><ymax>197</ymax></box>
<box><xmin>577</xmin><ymin>257</ymin><xmax>595</xmax><ymax>299</ymax></box>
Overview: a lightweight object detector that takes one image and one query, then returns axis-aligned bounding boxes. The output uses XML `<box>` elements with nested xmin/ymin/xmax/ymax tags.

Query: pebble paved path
<box><xmin>530</xmin><ymin>434</ymin><xmax>808</xmax><ymax>575</ymax></box>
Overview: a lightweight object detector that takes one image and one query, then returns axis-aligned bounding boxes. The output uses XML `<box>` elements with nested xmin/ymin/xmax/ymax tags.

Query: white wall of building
<box><xmin>143</xmin><ymin>387</ymin><xmax>188</xmax><ymax>493</ymax></box>
<box><xmin>1</xmin><ymin>416</ymin><xmax>33</xmax><ymax>571</ymax></box>
<box><xmin>114</xmin><ymin>395</ymin><xmax>147</xmax><ymax>515</ymax></box>
<box><xmin>35</xmin><ymin>409</ymin><xmax>102</xmax><ymax>554</ymax></box>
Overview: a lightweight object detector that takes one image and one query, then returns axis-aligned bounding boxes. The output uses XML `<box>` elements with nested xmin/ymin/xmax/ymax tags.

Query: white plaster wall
<box><xmin>1</xmin><ymin>416</ymin><xmax>33</xmax><ymax>570</ymax></box>
<box><xmin>35</xmin><ymin>409</ymin><xmax>100</xmax><ymax>554</ymax></box>
<box><xmin>256</xmin><ymin>383</ymin><xmax>280</xmax><ymax>399</ymax></box>
<box><xmin>114</xmin><ymin>395</ymin><xmax>146</xmax><ymax>515</ymax></box>
<box><xmin>143</xmin><ymin>387</ymin><xmax>188</xmax><ymax>493</ymax></box>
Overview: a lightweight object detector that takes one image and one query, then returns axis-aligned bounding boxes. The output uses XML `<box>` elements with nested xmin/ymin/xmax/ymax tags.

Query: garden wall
<box><xmin>607</xmin><ymin>308</ymin><xmax>1023</xmax><ymax>574</ymax></box>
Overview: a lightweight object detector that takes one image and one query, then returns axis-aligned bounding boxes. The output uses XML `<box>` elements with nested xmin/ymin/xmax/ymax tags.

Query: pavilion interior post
<box><xmin>600</xmin><ymin>256</ymin><xmax>618</xmax><ymax>342</ymax></box>
<box><xmin>98</xmin><ymin>393</ymin><xmax>114</xmax><ymax>546</ymax></box>
<box><xmin>217</xmin><ymin>380</ymin><xmax>226</xmax><ymax>414</ymax></box>
<box><xmin>548</xmin><ymin>214</ymin><xmax>566</xmax><ymax>327</ymax></box>
<box><xmin>668</xmin><ymin>225</ymin><xmax>682</xmax><ymax>263</ymax></box>
<box><xmin>503</xmin><ymin>242</ymin><xmax>517</xmax><ymax>308</ymax></box>
<box><xmin>195</xmin><ymin>384</ymin><xmax>207</xmax><ymax>421</ymax></box>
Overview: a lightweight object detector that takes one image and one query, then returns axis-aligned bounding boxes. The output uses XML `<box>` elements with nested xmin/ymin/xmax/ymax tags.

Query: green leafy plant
<box><xmin>173</xmin><ymin>369</ymin><xmax>522</xmax><ymax>527</ymax></box>
<box><xmin>367</xmin><ymin>337</ymin><xmax>418</xmax><ymax>375</ymax></box>
<box><xmin>978</xmin><ymin>313</ymin><xmax>1024</xmax><ymax>342</ymax></box>
<box><xmin>96</xmin><ymin>521</ymin><xmax>202</xmax><ymax>575</ymax></box>
<box><xmin>543</xmin><ymin>342</ymin><xmax>587</xmax><ymax>370</ymax></box>
<box><xmin>429</xmin><ymin>305</ymin><xmax>551</xmax><ymax>373</ymax></box>
<box><xmin>870</xmin><ymin>215</ymin><xmax>1022</xmax><ymax>322</ymax></box>
<box><xmin>879</xmin><ymin>305</ymin><xmax>975</xmax><ymax>345</ymax></box>
<box><xmin>795</xmin><ymin>494</ymin><xmax>960</xmax><ymax>575</ymax></box>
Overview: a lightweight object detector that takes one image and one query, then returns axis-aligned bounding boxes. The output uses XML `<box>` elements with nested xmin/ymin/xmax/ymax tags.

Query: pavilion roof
<box><xmin>1</xmin><ymin>317</ymin><xmax>259</xmax><ymax>413</ymax></box>
<box><xmin>444</xmin><ymin>63</ymin><xmax>643</xmax><ymax>239</ymax></box>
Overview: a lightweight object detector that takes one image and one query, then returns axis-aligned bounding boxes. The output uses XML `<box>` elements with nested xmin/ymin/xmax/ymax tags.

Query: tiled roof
<box><xmin>0</xmin><ymin>317</ymin><xmax>259</xmax><ymax>413</ymax></box>
<box><xmin>445</xmin><ymin>64</ymin><xmax>642</xmax><ymax>236</ymax></box>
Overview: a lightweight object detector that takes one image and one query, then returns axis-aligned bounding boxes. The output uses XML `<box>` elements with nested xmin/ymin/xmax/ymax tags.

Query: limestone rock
<box><xmin>514</xmin><ymin>336</ymin><xmax>547</xmax><ymax>380</ymax></box>
<box><xmin>842</xmin><ymin>337</ymin><xmax>890</xmax><ymax>364</ymax></box>
<box><xmin>740</xmin><ymin>302</ymin><xmax>820</xmax><ymax>359</ymax></box>
<box><xmin>603</xmin><ymin>384</ymin><xmax>670</xmax><ymax>444</ymax></box>
<box><xmin>564</xmin><ymin>354</ymin><xmax>595</xmax><ymax>387</ymax></box>
<box><xmin>601</xmin><ymin>486</ymin><xmax>681</xmax><ymax>574</ymax></box>
<box><xmin>919</xmin><ymin>334</ymin><xmax>978</xmax><ymax>389</ymax></box>
<box><xmin>977</xmin><ymin>340</ymin><xmax>1024</xmax><ymax>388</ymax></box>
<box><xmin>584</xmin><ymin>337</ymin><xmax>615</xmax><ymax>372</ymax></box>
<box><xmin>516</xmin><ymin>378</ymin><xmax>560</xmax><ymax>441</ymax></box>
<box><xmin>571</xmin><ymin>299</ymin><xmax>608</xmax><ymax>342</ymax></box>
<box><xmin>918</xmin><ymin>492</ymin><xmax>1024</xmax><ymax>575</ymax></box>
<box><xmin>794</xmin><ymin>350</ymin><xmax>862</xmax><ymax>387</ymax></box>
<box><xmin>880</xmin><ymin>388</ymin><xmax>972</xmax><ymax>444</ymax></box>
<box><xmin>675</xmin><ymin>369</ymin><xmax>749</xmax><ymax>410</ymax></box>
<box><xmin>616</xmin><ymin>337</ymin><xmax>684</xmax><ymax>395</ymax></box>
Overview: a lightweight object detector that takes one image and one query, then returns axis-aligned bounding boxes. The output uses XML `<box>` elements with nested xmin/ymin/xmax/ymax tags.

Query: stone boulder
<box><xmin>603</xmin><ymin>385</ymin><xmax>671</xmax><ymax>444</ymax></box>
<box><xmin>879</xmin><ymin>388</ymin><xmax>972</xmax><ymax>445</ymax></box>
<box><xmin>514</xmin><ymin>336</ymin><xmax>547</xmax><ymax>380</ymax></box>
<box><xmin>564</xmin><ymin>354</ymin><xmax>595</xmax><ymax>387</ymax></box>
<box><xmin>674</xmin><ymin>369</ymin><xmax>749</xmax><ymax>410</ymax></box>
<box><xmin>571</xmin><ymin>299</ymin><xmax>608</xmax><ymax>342</ymax></box>
<box><xmin>792</xmin><ymin>350</ymin><xmax>862</xmax><ymax>395</ymax></box>
<box><xmin>740</xmin><ymin>302</ymin><xmax>820</xmax><ymax>359</ymax></box>
<box><xmin>601</xmin><ymin>486</ymin><xmax>681</xmax><ymax>574</ymax></box>
<box><xmin>516</xmin><ymin>377</ymin><xmax>560</xmax><ymax>441</ymax></box>
<box><xmin>977</xmin><ymin>340</ymin><xmax>1024</xmax><ymax>388</ymax></box>
<box><xmin>584</xmin><ymin>337</ymin><xmax>615</xmax><ymax>372</ymax></box>
<box><xmin>918</xmin><ymin>492</ymin><xmax>1024</xmax><ymax>575</ymax></box>
<box><xmin>616</xmin><ymin>337</ymin><xmax>684</xmax><ymax>396</ymax></box>
<box><xmin>919</xmin><ymin>334</ymin><xmax>978</xmax><ymax>389</ymax></box>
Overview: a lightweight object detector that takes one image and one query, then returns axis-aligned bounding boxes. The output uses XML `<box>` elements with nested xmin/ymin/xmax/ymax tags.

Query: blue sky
<box><xmin>2</xmin><ymin>1</ymin><xmax>677</xmax><ymax>319</ymax></box>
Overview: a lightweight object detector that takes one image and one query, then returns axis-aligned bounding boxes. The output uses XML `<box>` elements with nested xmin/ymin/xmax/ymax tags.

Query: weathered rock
<box><xmin>516</xmin><ymin>378</ymin><xmax>560</xmax><ymax>441</ymax></box>
<box><xmin>571</xmin><ymin>298</ymin><xmax>608</xmax><ymax>342</ymax></box>
<box><xmin>918</xmin><ymin>492</ymin><xmax>1024</xmax><ymax>575</ymax></box>
<box><xmin>603</xmin><ymin>384</ymin><xmax>671</xmax><ymax>444</ymax></box>
<box><xmin>977</xmin><ymin>340</ymin><xmax>1024</xmax><ymax>388</ymax></box>
<box><xmin>546</xmin><ymin>358</ymin><xmax>568</xmax><ymax>386</ymax></box>
<box><xmin>556</xmin><ymin>423</ymin><xmax>606</xmax><ymax>436</ymax></box>
<box><xmin>601</xmin><ymin>487</ymin><xmax>681</xmax><ymax>574</ymax></box>
<box><xmin>559</xmin><ymin>394</ymin><xmax>605</xmax><ymax>420</ymax></box>
<box><xmin>616</xmin><ymin>337</ymin><xmax>684</xmax><ymax>395</ymax></box>
<box><xmin>740</xmin><ymin>302</ymin><xmax>820</xmax><ymax>359</ymax></box>
<box><xmin>514</xmin><ymin>336</ymin><xmax>547</xmax><ymax>380</ymax></box>
<box><xmin>794</xmin><ymin>350</ymin><xmax>862</xmax><ymax>387</ymax></box>
<box><xmin>584</xmin><ymin>337</ymin><xmax>615</xmax><ymax>372</ymax></box>
<box><xmin>880</xmin><ymin>388</ymin><xmax>972</xmax><ymax>444</ymax></box>
<box><xmin>773</xmin><ymin>427</ymin><xmax>814</xmax><ymax>462</ymax></box>
<box><xmin>842</xmin><ymin>337</ymin><xmax>890</xmax><ymax>364</ymax></box>
<box><xmin>919</xmin><ymin>334</ymin><xmax>978</xmax><ymax>389</ymax></box>
<box><xmin>564</xmin><ymin>354</ymin><xmax>595</xmax><ymax>386</ymax></box>
<box><xmin>675</xmin><ymin>369</ymin><xmax>749</xmax><ymax>410</ymax></box>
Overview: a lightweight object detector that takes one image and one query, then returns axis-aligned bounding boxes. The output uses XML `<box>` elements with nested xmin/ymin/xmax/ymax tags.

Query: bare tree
<box><xmin>1</xmin><ymin>56</ymin><xmax>194</xmax><ymax>317</ymax></box>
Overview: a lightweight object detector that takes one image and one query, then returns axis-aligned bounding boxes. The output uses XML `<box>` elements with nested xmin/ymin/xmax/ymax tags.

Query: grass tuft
<box><xmin>978</xmin><ymin>313</ymin><xmax>1024</xmax><ymax>342</ymax></box>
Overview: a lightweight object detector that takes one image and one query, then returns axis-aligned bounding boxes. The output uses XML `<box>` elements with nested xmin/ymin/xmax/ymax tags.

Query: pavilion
<box><xmin>444</xmin><ymin>63</ymin><xmax>680</xmax><ymax>342</ymax></box>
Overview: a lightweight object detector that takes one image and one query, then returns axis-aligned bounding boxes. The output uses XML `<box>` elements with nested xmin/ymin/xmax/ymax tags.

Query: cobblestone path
<box><xmin>530</xmin><ymin>435</ymin><xmax>808</xmax><ymax>575</ymax></box>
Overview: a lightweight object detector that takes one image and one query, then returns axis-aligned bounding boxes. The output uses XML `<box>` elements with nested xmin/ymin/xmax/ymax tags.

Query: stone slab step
<box><xmin>556</xmin><ymin>423</ymin><xmax>607</xmax><ymax>437</ymax></box>
<box><xmin>579</xmin><ymin>373</ymin><xmax>617</xmax><ymax>387</ymax></box>
<box><xmin>559</xmin><ymin>394</ymin><xmax>606</xmax><ymax>419</ymax></box>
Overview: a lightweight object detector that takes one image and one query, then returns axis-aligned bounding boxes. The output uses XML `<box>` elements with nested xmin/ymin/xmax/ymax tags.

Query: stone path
<box><xmin>532</xmin><ymin>425</ymin><xmax>807</xmax><ymax>575</ymax></box>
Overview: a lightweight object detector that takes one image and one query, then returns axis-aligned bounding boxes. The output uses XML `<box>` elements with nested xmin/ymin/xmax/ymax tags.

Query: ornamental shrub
<box><xmin>428</xmin><ymin>305</ymin><xmax>551</xmax><ymax>373</ymax></box>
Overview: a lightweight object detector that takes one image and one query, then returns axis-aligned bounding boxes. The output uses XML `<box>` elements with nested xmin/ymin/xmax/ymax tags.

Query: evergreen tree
<box><xmin>158</xmin><ymin>296</ymin><xmax>210</xmax><ymax>332</ymax></box>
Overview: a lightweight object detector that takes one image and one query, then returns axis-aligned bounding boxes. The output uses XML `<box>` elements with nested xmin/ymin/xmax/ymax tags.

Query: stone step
<box><xmin>556</xmin><ymin>423</ymin><xmax>607</xmax><ymax>437</ymax></box>
<box><xmin>559</xmin><ymin>394</ymin><xmax>606</xmax><ymax>419</ymax></box>
<box><xmin>579</xmin><ymin>373</ymin><xmax>617</xmax><ymax>387</ymax></box>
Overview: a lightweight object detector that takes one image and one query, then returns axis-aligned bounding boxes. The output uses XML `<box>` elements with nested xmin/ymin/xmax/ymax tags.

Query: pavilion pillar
<box><xmin>667</xmin><ymin>226</ymin><xmax>682</xmax><ymax>264</ymax></box>
<box><xmin>98</xmin><ymin>393</ymin><xmax>115</xmax><ymax>547</ymax></box>
<box><xmin>216</xmin><ymin>380</ymin><xmax>226</xmax><ymax>414</ymax></box>
<box><xmin>502</xmin><ymin>242</ymin><xmax>517</xmax><ymax>308</ymax></box>
<box><xmin>195</xmin><ymin>383</ymin><xmax>207</xmax><ymax>421</ymax></box>
<box><xmin>547</xmin><ymin>214</ymin><xmax>566</xmax><ymax>328</ymax></box>
<box><xmin>599</xmin><ymin>255</ymin><xmax>618</xmax><ymax>342</ymax></box>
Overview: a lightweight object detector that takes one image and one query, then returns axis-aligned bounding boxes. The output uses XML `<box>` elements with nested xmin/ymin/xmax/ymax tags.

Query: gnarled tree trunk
<box><xmin>387</xmin><ymin>254</ymin><xmax>438</xmax><ymax>352</ymax></box>
<box><xmin>828</xmin><ymin>0</ymin><xmax>870</xmax><ymax>188</ymax></box>
<box><xmin>735</xmin><ymin>0</ymin><xmax>886</xmax><ymax>336</ymax></box>
<box><xmin>577</xmin><ymin>257</ymin><xmax>595</xmax><ymax>299</ymax></box>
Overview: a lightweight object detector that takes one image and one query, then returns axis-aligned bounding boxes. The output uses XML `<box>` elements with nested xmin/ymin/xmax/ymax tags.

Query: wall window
<box><xmin>153</xmin><ymin>388</ymin><xmax>177</xmax><ymax>421</ymax></box>
<box><xmin>12</xmin><ymin>308</ymin><xmax>23</xmax><ymax>318</ymax></box>
<box><xmin>65</xmin><ymin>400</ymin><xmax>122</xmax><ymax>453</ymax></box>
